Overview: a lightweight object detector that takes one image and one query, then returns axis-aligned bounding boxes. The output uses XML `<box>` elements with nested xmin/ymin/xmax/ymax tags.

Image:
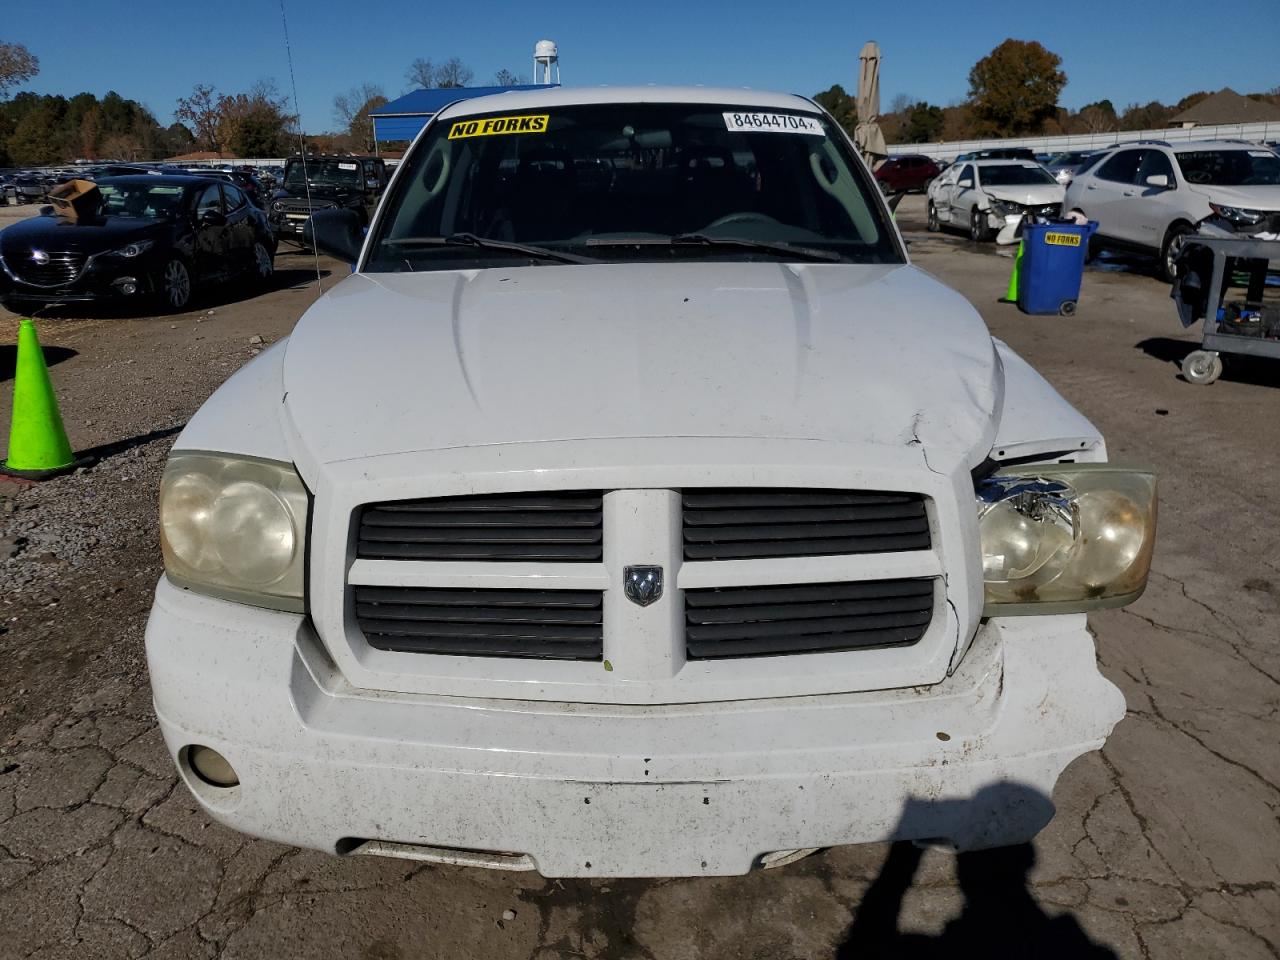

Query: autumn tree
<box><xmin>1074</xmin><ymin>99</ymin><xmax>1117</xmax><ymax>133</ymax></box>
<box><xmin>217</xmin><ymin>80</ymin><xmax>296</xmax><ymax>157</ymax></box>
<box><xmin>968</xmin><ymin>39</ymin><xmax>1066</xmax><ymax>135</ymax></box>
<box><xmin>175</xmin><ymin>83</ymin><xmax>222</xmax><ymax>152</ymax></box>
<box><xmin>0</xmin><ymin>41</ymin><xmax>38</xmax><ymax>99</ymax></box>
<box><xmin>333</xmin><ymin>82</ymin><xmax>387</xmax><ymax>152</ymax></box>
<box><xmin>812</xmin><ymin>84</ymin><xmax>858</xmax><ymax>138</ymax></box>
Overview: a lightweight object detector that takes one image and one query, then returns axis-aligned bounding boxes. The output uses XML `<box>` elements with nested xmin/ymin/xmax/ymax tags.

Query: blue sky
<box><xmin>9</xmin><ymin>0</ymin><xmax>1279</xmax><ymax>132</ymax></box>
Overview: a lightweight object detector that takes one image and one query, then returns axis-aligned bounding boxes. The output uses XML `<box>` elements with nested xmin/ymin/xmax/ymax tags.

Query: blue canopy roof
<box><xmin>371</xmin><ymin>84</ymin><xmax>556</xmax><ymax>142</ymax></box>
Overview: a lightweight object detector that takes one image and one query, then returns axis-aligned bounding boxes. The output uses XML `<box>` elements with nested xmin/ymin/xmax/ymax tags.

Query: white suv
<box><xmin>145</xmin><ymin>85</ymin><xmax>1155</xmax><ymax>878</ymax></box>
<box><xmin>1064</xmin><ymin>140</ymin><xmax>1280</xmax><ymax>280</ymax></box>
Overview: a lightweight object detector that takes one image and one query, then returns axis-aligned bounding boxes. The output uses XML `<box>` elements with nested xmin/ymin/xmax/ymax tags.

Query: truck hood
<box><xmin>1186</xmin><ymin>183</ymin><xmax>1280</xmax><ymax>211</ymax></box>
<box><xmin>983</xmin><ymin>184</ymin><xmax>1065</xmax><ymax>206</ymax></box>
<box><xmin>281</xmin><ymin>262</ymin><xmax>1001</xmax><ymax>470</ymax></box>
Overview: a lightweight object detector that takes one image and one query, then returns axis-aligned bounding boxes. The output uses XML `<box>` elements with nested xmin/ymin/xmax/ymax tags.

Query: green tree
<box><xmin>218</xmin><ymin>81</ymin><xmax>296</xmax><ymax>157</ymax></box>
<box><xmin>812</xmin><ymin>83</ymin><xmax>858</xmax><ymax>138</ymax></box>
<box><xmin>968</xmin><ymin>39</ymin><xmax>1066</xmax><ymax>135</ymax></box>
<box><xmin>0</xmin><ymin>41</ymin><xmax>38</xmax><ymax>99</ymax></box>
<box><xmin>7</xmin><ymin>99</ymin><xmax>66</xmax><ymax>164</ymax></box>
<box><xmin>902</xmin><ymin>102</ymin><xmax>944</xmax><ymax>143</ymax></box>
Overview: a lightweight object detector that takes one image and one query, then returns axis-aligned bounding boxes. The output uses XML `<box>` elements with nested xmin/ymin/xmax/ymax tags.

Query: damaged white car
<box><xmin>146</xmin><ymin>86</ymin><xmax>1154</xmax><ymax>878</ymax></box>
<box><xmin>928</xmin><ymin>159</ymin><xmax>1066</xmax><ymax>244</ymax></box>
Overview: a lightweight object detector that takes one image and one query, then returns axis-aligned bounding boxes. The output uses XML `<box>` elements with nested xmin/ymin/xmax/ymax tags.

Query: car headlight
<box><xmin>109</xmin><ymin>239</ymin><xmax>154</xmax><ymax>258</ymax></box>
<box><xmin>977</xmin><ymin>464</ymin><xmax>1156</xmax><ymax>615</ymax></box>
<box><xmin>272</xmin><ymin>200</ymin><xmax>284</xmax><ymax>212</ymax></box>
<box><xmin>1208</xmin><ymin>203</ymin><xmax>1267</xmax><ymax>226</ymax></box>
<box><xmin>160</xmin><ymin>452</ymin><xmax>310</xmax><ymax>612</ymax></box>
<box><xmin>987</xmin><ymin>197</ymin><xmax>1021</xmax><ymax>217</ymax></box>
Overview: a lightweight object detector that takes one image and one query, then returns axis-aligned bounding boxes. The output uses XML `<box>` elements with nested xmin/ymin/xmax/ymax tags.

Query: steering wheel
<box><xmin>703</xmin><ymin>211</ymin><xmax>782</xmax><ymax>230</ymax></box>
<box><xmin>1184</xmin><ymin>170</ymin><xmax>1211</xmax><ymax>184</ymax></box>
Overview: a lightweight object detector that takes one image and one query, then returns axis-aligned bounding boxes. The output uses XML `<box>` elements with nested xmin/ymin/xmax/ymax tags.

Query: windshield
<box><xmin>980</xmin><ymin>164</ymin><xmax>1057</xmax><ymax>186</ymax></box>
<box><xmin>284</xmin><ymin>159</ymin><xmax>363</xmax><ymax>189</ymax></box>
<box><xmin>1047</xmin><ymin>152</ymin><xmax>1088</xmax><ymax>166</ymax></box>
<box><xmin>1174</xmin><ymin>150</ymin><xmax>1280</xmax><ymax>186</ymax></box>
<box><xmin>97</xmin><ymin>183</ymin><xmax>186</xmax><ymax>219</ymax></box>
<box><xmin>365</xmin><ymin>102</ymin><xmax>900</xmax><ymax>271</ymax></box>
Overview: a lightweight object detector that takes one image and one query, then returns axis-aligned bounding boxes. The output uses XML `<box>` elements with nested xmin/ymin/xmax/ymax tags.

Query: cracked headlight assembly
<box><xmin>160</xmin><ymin>452</ymin><xmax>309</xmax><ymax>612</ymax></box>
<box><xmin>987</xmin><ymin>197</ymin><xmax>1021</xmax><ymax>217</ymax></box>
<box><xmin>1208</xmin><ymin>203</ymin><xmax>1266</xmax><ymax>227</ymax></box>
<box><xmin>977</xmin><ymin>465</ymin><xmax>1156</xmax><ymax>615</ymax></box>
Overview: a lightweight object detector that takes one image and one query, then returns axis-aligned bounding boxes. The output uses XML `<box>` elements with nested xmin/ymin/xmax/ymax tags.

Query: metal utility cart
<box><xmin>1172</xmin><ymin>236</ymin><xmax>1280</xmax><ymax>385</ymax></box>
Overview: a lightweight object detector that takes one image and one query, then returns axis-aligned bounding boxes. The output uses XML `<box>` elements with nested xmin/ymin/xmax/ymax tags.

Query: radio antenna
<box><xmin>278</xmin><ymin>0</ymin><xmax>323</xmax><ymax>291</ymax></box>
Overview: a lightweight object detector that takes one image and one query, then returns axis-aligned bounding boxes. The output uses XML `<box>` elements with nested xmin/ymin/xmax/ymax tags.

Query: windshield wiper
<box><xmin>586</xmin><ymin>234</ymin><xmax>846</xmax><ymax>263</ymax></box>
<box><xmin>383</xmin><ymin>233</ymin><xmax>597</xmax><ymax>265</ymax></box>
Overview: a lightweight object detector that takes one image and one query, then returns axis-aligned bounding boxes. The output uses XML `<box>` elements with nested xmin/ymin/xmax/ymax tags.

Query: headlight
<box><xmin>160</xmin><ymin>452</ymin><xmax>309</xmax><ymax>612</ymax></box>
<box><xmin>977</xmin><ymin>464</ymin><xmax>1156</xmax><ymax>615</ymax></box>
<box><xmin>1208</xmin><ymin>203</ymin><xmax>1267</xmax><ymax>226</ymax></box>
<box><xmin>109</xmin><ymin>239</ymin><xmax>154</xmax><ymax>258</ymax></box>
<box><xmin>987</xmin><ymin>197</ymin><xmax>1021</xmax><ymax>217</ymax></box>
<box><xmin>272</xmin><ymin>201</ymin><xmax>284</xmax><ymax>212</ymax></box>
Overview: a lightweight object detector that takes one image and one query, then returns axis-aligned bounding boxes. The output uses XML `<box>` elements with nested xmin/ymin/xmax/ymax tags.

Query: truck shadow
<box><xmin>834</xmin><ymin>785</ymin><xmax>1118</xmax><ymax>959</ymax></box>
<box><xmin>1137</xmin><ymin>336</ymin><xmax>1280</xmax><ymax>389</ymax></box>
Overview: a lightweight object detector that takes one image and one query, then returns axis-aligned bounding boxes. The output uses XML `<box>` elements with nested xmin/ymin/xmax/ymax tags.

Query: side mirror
<box><xmin>305</xmin><ymin>208</ymin><xmax>363</xmax><ymax>264</ymax></box>
<box><xmin>958</xmin><ymin>179</ymin><xmax>973</xmax><ymax>189</ymax></box>
<box><xmin>1144</xmin><ymin>174</ymin><xmax>1171</xmax><ymax>188</ymax></box>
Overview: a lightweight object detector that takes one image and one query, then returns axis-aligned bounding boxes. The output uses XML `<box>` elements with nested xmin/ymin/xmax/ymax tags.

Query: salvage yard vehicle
<box><xmin>874</xmin><ymin>154</ymin><xmax>941</xmax><ymax>194</ymax></box>
<box><xmin>927</xmin><ymin>159</ymin><xmax>1065</xmax><ymax>242</ymax></box>
<box><xmin>268</xmin><ymin>155</ymin><xmax>386</xmax><ymax>245</ymax></box>
<box><xmin>1064</xmin><ymin>140</ymin><xmax>1280</xmax><ymax>281</ymax></box>
<box><xmin>147</xmin><ymin>85</ymin><xmax>1155</xmax><ymax>878</ymax></box>
<box><xmin>0</xmin><ymin>175</ymin><xmax>276</xmax><ymax>312</ymax></box>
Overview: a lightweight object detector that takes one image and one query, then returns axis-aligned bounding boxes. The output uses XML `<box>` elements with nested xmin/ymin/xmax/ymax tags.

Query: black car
<box><xmin>270</xmin><ymin>155</ymin><xmax>386</xmax><ymax>244</ymax></box>
<box><xmin>185</xmin><ymin>168</ymin><xmax>269</xmax><ymax>208</ymax></box>
<box><xmin>0</xmin><ymin>175</ymin><xmax>276</xmax><ymax>313</ymax></box>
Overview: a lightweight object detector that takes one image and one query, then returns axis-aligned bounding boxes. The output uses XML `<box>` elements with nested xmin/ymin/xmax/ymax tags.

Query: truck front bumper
<box><xmin>146</xmin><ymin>577</ymin><xmax>1125</xmax><ymax>878</ymax></box>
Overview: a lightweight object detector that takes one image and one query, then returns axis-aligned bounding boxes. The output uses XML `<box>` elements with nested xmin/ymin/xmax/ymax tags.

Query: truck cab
<box><xmin>268</xmin><ymin>155</ymin><xmax>386</xmax><ymax>244</ymax></box>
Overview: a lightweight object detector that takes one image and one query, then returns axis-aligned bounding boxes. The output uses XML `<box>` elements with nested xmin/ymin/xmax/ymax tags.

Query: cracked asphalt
<box><xmin>0</xmin><ymin>196</ymin><xmax>1277</xmax><ymax>959</ymax></box>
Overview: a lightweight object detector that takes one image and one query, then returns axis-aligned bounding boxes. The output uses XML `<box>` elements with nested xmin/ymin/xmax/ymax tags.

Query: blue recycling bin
<box><xmin>1017</xmin><ymin>221</ymin><xmax>1098</xmax><ymax>316</ymax></box>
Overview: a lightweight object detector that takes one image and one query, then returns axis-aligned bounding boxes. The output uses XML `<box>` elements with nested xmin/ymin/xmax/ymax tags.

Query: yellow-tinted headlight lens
<box><xmin>160</xmin><ymin>452</ymin><xmax>309</xmax><ymax>611</ymax></box>
<box><xmin>978</xmin><ymin>465</ymin><xmax>1156</xmax><ymax>615</ymax></box>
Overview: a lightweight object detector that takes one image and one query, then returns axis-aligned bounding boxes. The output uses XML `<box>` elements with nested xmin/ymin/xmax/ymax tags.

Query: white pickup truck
<box><xmin>145</xmin><ymin>86</ymin><xmax>1155</xmax><ymax>878</ymax></box>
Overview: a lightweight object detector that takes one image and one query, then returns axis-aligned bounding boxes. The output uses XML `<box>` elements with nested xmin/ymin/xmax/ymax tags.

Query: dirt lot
<box><xmin>0</xmin><ymin>196</ymin><xmax>1277</xmax><ymax>960</ymax></box>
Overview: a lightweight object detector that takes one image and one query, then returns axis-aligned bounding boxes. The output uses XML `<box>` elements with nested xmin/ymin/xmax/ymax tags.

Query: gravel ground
<box><xmin>0</xmin><ymin>204</ymin><xmax>1277</xmax><ymax>959</ymax></box>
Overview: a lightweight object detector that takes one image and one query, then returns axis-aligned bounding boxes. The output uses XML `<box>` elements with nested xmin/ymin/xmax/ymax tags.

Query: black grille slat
<box><xmin>687</xmin><ymin>579</ymin><xmax>933</xmax><ymax>608</ymax></box>
<box><xmin>356</xmin><ymin>586</ymin><xmax>603</xmax><ymax>660</ymax></box>
<box><xmin>687</xmin><ymin>627</ymin><xmax>925</xmax><ymax>659</ymax></box>
<box><xmin>682</xmin><ymin>488</ymin><xmax>930</xmax><ymax>561</ymax></box>
<box><xmin>685</xmin><ymin>578</ymin><xmax>934</xmax><ymax>659</ymax></box>
<box><xmin>358</xmin><ymin>491</ymin><xmax>603</xmax><ymax>562</ymax></box>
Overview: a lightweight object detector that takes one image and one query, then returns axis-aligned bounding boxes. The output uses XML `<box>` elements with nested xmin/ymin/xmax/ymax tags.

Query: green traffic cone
<box><xmin>1003</xmin><ymin>241</ymin><xmax>1024</xmax><ymax>303</ymax></box>
<box><xmin>2</xmin><ymin>319</ymin><xmax>79</xmax><ymax>479</ymax></box>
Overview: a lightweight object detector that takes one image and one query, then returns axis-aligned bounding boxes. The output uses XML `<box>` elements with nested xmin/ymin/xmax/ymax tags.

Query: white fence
<box><xmin>888</xmin><ymin>121</ymin><xmax>1280</xmax><ymax>160</ymax></box>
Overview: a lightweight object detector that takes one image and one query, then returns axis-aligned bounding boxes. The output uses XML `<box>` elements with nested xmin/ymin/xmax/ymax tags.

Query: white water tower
<box><xmin>534</xmin><ymin>39</ymin><xmax>560</xmax><ymax>85</ymax></box>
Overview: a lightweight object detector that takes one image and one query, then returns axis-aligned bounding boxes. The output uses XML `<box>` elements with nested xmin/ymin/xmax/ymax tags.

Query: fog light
<box><xmin>188</xmin><ymin>745</ymin><xmax>239</xmax><ymax>787</ymax></box>
<box><xmin>113</xmin><ymin>276</ymin><xmax>139</xmax><ymax>295</ymax></box>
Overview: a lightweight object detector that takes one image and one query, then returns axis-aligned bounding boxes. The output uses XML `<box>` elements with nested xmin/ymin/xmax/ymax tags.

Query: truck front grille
<box><xmin>682</xmin><ymin>489</ymin><xmax>930</xmax><ymax>561</ymax></box>
<box><xmin>684</xmin><ymin>578</ymin><xmax>934</xmax><ymax>659</ymax></box>
<box><xmin>355</xmin><ymin>585</ymin><xmax>604</xmax><ymax>660</ymax></box>
<box><xmin>357</xmin><ymin>491</ymin><xmax>604</xmax><ymax>562</ymax></box>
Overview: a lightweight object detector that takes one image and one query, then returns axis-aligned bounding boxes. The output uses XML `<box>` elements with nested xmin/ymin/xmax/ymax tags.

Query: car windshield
<box><xmin>1174</xmin><ymin>150</ymin><xmax>1280</xmax><ymax>186</ymax></box>
<box><xmin>284</xmin><ymin>159</ymin><xmax>363</xmax><ymax>188</ymax></box>
<box><xmin>1047</xmin><ymin>152</ymin><xmax>1088</xmax><ymax>166</ymax></box>
<box><xmin>97</xmin><ymin>183</ymin><xmax>186</xmax><ymax>219</ymax></box>
<box><xmin>980</xmin><ymin>165</ymin><xmax>1057</xmax><ymax>186</ymax></box>
<box><xmin>366</xmin><ymin>101</ymin><xmax>900</xmax><ymax>271</ymax></box>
